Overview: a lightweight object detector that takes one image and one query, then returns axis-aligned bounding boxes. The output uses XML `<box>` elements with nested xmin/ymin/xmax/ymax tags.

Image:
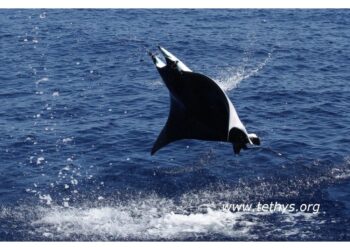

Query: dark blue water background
<box><xmin>0</xmin><ymin>9</ymin><xmax>350</xmax><ymax>240</ymax></box>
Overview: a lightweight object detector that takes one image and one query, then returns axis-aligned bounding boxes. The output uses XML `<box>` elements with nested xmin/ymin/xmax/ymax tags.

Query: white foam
<box><xmin>36</xmin><ymin>157</ymin><xmax>45</xmax><ymax>165</ymax></box>
<box><xmin>71</xmin><ymin>179</ymin><xmax>78</xmax><ymax>185</ymax></box>
<box><xmin>331</xmin><ymin>168</ymin><xmax>350</xmax><ymax>180</ymax></box>
<box><xmin>34</xmin><ymin>205</ymin><xmax>249</xmax><ymax>240</ymax></box>
<box><xmin>62</xmin><ymin>137</ymin><xmax>73</xmax><ymax>143</ymax></box>
<box><xmin>39</xmin><ymin>12</ymin><xmax>46</xmax><ymax>19</ymax></box>
<box><xmin>39</xmin><ymin>194</ymin><xmax>52</xmax><ymax>205</ymax></box>
<box><xmin>153</xmin><ymin>209</ymin><xmax>251</xmax><ymax>239</ymax></box>
<box><xmin>43</xmin><ymin>232</ymin><xmax>53</xmax><ymax>238</ymax></box>
<box><xmin>35</xmin><ymin>77</ymin><xmax>49</xmax><ymax>84</ymax></box>
<box><xmin>31</xmin><ymin>193</ymin><xmax>321</xmax><ymax>240</ymax></box>
<box><xmin>148</xmin><ymin>79</ymin><xmax>163</xmax><ymax>87</ymax></box>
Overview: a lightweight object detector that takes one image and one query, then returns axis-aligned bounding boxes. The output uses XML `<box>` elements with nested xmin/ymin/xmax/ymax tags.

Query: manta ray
<box><xmin>149</xmin><ymin>46</ymin><xmax>260</xmax><ymax>155</ymax></box>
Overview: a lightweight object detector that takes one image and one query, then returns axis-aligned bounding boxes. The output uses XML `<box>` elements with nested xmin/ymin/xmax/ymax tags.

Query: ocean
<box><xmin>0</xmin><ymin>9</ymin><xmax>350</xmax><ymax>240</ymax></box>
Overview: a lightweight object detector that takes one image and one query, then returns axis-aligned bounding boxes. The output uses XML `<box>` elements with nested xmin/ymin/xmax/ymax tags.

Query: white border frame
<box><xmin>0</xmin><ymin>0</ymin><xmax>350</xmax><ymax>8</ymax></box>
<box><xmin>0</xmin><ymin>1</ymin><xmax>349</xmax><ymax>248</ymax></box>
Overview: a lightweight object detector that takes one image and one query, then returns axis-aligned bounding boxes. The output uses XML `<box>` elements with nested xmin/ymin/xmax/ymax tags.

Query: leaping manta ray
<box><xmin>149</xmin><ymin>46</ymin><xmax>260</xmax><ymax>155</ymax></box>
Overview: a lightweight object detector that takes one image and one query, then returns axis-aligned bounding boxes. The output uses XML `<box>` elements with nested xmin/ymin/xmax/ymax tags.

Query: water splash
<box><xmin>215</xmin><ymin>51</ymin><xmax>272</xmax><ymax>92</ymax></box>
<box><xmin>35</xmin><ymin>77</ymin><xmax>49</xmax><ymax>84</ymax></box>
<box><xmin>32</xmin><ymin>204</ymin><xmax>252</xmax><ymax>240</ymax></box>
<box><xmin>2</xmin><ymin>155</ymin><xmax>350</xmax><ymax>240</ymax></box>
<box><xmin>27</xmin><ymin>191</ymin><xmax>323</xmax><ymax>241</ymax></box>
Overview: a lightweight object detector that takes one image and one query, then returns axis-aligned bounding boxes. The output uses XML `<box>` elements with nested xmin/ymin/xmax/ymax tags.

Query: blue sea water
<box><xmin>0</xmin><ymin>9</ymin><xmax>350</xmax><ymax>241</ymax></box>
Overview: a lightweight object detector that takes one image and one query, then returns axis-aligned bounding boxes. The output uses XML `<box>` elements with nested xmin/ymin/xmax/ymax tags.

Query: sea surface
<box><xmin>0</xmin><ymin>9</ymin><xmax>350</xmax><ymax>241</ymax></box>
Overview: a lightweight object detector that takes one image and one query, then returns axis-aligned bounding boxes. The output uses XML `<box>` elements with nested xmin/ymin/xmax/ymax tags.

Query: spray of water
<box><xmin>215</xmin><ymin>51</ymin><xmax>272</xmax><ymax>92</ymax></box>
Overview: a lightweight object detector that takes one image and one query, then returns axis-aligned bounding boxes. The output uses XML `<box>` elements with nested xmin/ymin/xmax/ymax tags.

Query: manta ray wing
<box><xmin>151</xmin><ymin>71</ymin><xmax>230</xmax><ymax>155</ymax></box>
